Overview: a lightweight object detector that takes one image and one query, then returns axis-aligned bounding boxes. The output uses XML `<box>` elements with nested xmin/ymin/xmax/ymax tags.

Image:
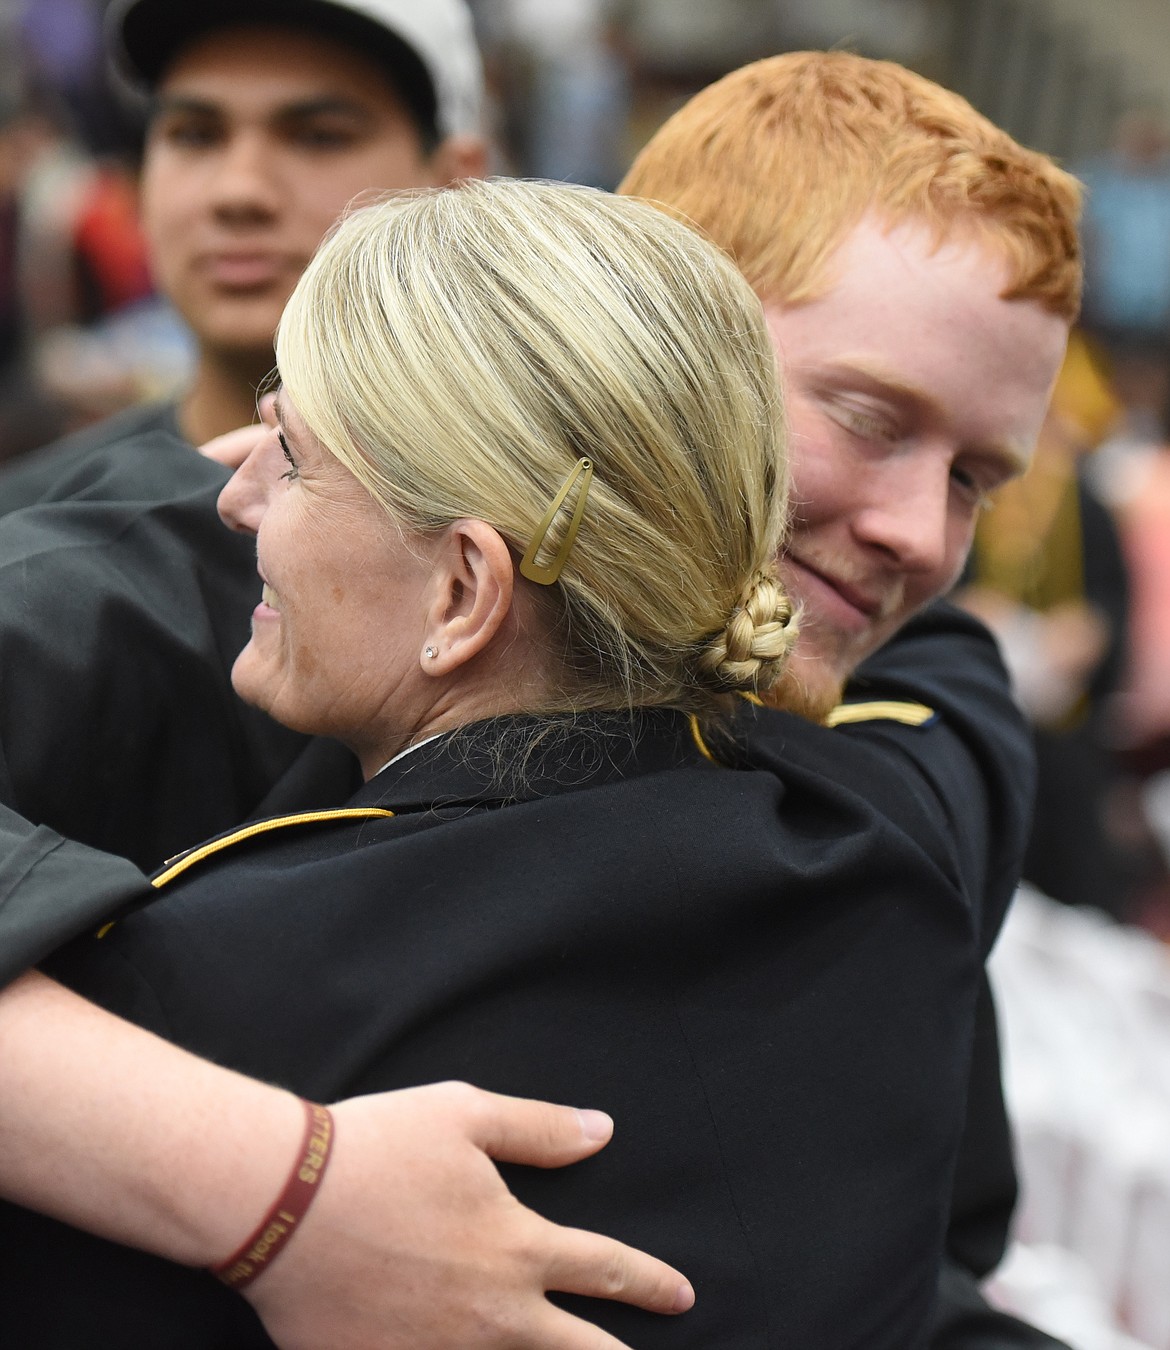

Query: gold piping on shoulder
<box><xmin>824</xmin><ymin>700</ymin><xmax>936</xmax><ymax>728</ymax></box>
<box><xmin>95</xmin><ymin>808</ymin><xmax>396</xmax><ymax>938</ymax></box>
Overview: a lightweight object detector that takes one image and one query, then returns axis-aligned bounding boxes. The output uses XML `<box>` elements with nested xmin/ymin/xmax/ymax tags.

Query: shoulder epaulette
<box><xmin>94</xmin><ymin>808</ymin><xmax>395</xmax><ymax>938</ymax></box>
<box><xmin>825</xmin><ymin>700</ymin><xmax>938</xmax><ymax>729</ymax></box>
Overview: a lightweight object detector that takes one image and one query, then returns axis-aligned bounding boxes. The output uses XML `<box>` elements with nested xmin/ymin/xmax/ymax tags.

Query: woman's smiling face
<box><xmin>219</xmin><ymin>396</ymin><xmax>441</xmax><ymax>760</ymax></box>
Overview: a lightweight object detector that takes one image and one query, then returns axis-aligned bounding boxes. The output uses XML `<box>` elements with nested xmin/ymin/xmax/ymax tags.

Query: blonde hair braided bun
<box><xmin>699</xmin><ymin>569</ymin><xmax>799</xmax><ymax>695</ymax></box>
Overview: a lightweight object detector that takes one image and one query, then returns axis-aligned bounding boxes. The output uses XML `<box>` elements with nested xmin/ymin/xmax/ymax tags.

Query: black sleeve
<box><xmin>0</xmin><ymin>802</ymin><xmax>154</xmax><ymax>985</ymax></box>
<box><xmin>0</xmin><ymin>441</ymin><xmax>307</xmax><ymax>871</ymax></box>
<box><xmin>930</xmin><ymin>1260</ymin><xmax>1073</xmax><ymax>1350</ymax></box>
<box><xmin>846</xmin><ymin>601</ymin><xmax>1036</xmax><ymax>952</ymax></box>
<box><xmin>851</xmin><ymin>610</ymin><xmax>1071</xmax><ymax>1349</ymax></box>
<box><xmin>942</xmin><ymin>979</ymin><xmax>1018</xmax><ymax>1279</ymax></box>
<box><xmin>0</xmin><ymin>440</ymin><xmax>307</xmax><ymax>984</ymax></box>
<box><xmin>0</xmin><ymin>401</ymin><xmax>182</xmax><ymax>518</ymax></box>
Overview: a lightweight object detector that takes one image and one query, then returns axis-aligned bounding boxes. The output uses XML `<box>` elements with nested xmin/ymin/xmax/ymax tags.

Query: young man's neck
<box><xmin>177</xmin><ymin>351</ymin><xmax>274</xmax><ymax>448</ymax></box>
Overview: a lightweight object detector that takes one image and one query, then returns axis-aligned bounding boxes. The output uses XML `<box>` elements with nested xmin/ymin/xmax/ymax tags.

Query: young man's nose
<box><xmin>208</xmin><ymin>132</ymin><xmax>282</xmax><ymax>221</ymax></box>
<box><xmin>851</xmin><ymin>458</ymin><xmax>954</xmax><ymax>579</ymax></box>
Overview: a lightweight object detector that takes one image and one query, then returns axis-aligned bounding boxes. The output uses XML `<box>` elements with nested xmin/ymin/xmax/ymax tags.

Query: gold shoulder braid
<box><xmin>95</xmin><ymin>808</ymin><xmax>396</xmax><ymax>938</ymax></box>
<box><xmin>825</xmin><ymin>701</ymin><xmax>937</xmax><ymax>728</ymax></box>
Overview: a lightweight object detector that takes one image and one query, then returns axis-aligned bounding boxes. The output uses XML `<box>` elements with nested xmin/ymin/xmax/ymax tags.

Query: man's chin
<box><xmin>761</xmin><ymin>656</ymin><xmax>845</xmax><ymax>724</ymax></box>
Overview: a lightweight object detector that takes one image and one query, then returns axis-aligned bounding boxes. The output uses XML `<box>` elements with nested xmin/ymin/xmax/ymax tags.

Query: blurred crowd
<box><xmin>4</xmin><ymin>3</ymin><xmax>1170</xmax><ymax>1340</ymax></box>
<box><xmin>0</xmin><ymin>0</ymin><xmax>191</xmax><ymax>461</ymax></box>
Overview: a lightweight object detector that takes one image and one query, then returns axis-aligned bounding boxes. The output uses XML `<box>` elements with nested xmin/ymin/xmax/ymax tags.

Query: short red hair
<box><xmin>620</xmin><ymin>51</ymin><xmax>1082</xmax><ymax>320</ymax></box>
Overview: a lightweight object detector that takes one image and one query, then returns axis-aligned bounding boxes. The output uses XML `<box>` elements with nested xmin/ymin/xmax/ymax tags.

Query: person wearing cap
<box><xmin>0</xmin><ymin>0</ymin><xmax>487</xmax><ymax>515</ymax></box>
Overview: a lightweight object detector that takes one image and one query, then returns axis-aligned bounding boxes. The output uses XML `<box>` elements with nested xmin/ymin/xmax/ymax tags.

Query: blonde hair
<box><xmin>620</xmin><ymin>51</ymin><xmax>1083</xmax><ymax>320</ymax></box>
<box><xmin>276</xmin><ymin>178</ymin><xmax>795</xmax><ymax>718</ymax></box>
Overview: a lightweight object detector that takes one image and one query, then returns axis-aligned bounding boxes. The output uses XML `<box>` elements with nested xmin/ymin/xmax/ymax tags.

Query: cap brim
<box><xmin>110</xmin><ymin>0</ymin><xmax>438</xmax><ymax>137</ymax></box>
<box><xmin>124</xmin><ymin>0</ymin><xmax>429</xmax><ymax>105</ymax></box>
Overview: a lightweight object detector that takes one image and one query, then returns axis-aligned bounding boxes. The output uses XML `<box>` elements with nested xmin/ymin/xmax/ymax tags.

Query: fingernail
<box><xmin>576</xmin><ymin>1108</ymin><xmax>613</xmax><ymax>1142</ymax></box>
<box><xmin>674</xmin><ymin>1282</ymin><xmax>696</xmax><ymax>1312</ymax></box>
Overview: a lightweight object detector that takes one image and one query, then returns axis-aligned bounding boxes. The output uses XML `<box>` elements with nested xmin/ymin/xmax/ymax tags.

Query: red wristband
<box><xmin>211</xmin><ymin>1099</ymin><xmax>334</xmax><ymax>1291</ymax></box>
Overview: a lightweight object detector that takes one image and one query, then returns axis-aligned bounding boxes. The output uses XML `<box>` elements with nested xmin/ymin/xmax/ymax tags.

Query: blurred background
<box><xmin>3</xmin><ymin>1</ymin><xmax>1170</xmax><ymax>1345</ymax></box>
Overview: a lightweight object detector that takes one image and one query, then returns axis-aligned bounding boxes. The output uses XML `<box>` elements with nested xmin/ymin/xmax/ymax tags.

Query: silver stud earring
<box><xmin>424</xmin><ymin>646</ymin><xmax>438</xmax><ymax>659</ymax></box>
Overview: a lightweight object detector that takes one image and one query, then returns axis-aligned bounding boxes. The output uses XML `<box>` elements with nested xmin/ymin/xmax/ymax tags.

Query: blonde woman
<box><xmin>10</xmin><ymin>180</ymin><xmax>996</xmax><ymax>1348</ymax></box>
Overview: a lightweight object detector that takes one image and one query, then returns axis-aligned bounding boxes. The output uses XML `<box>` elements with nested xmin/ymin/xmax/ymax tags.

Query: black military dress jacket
<box><xmin>0</xmin><ymin>601</ymin><xmax>1027</xmax><ymax>1349</ymax></box>
<box><xmin>0</xmin><ymin>428</ymin><xmax>1063</xmax><ymax>1348</ymax></box>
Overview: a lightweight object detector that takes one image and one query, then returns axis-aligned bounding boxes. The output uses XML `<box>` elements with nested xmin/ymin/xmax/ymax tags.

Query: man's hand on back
<box><xmin>244</xmin><ymin>1081</ymin><xmax>695</xmax><ymax>1350</ymax></box>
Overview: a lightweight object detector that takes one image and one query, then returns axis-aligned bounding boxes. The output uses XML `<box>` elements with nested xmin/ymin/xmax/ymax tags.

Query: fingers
<box><xmin>199</xmin><ymin>425</ymin><xmax>266</xmax><ymax>469</ymax></box>
<box><xmin>448</xmin><ymin>1082</ymin><xmax>615</xmax><ymax>1168</ymax></box>
<box><xmin>539</xmin><ymin>1222</ymin><xmax>694</xmax><ymax>1316</ymax></box>
<box><xmin>441</xmin><ymin>1083</ymin><xmax>694</xmax><ymax>1314</ymax></box>
<box><xmin>529</xmin><ymin>1302</ymin><xmax>668</xmax><ymax>1350</ymax></box>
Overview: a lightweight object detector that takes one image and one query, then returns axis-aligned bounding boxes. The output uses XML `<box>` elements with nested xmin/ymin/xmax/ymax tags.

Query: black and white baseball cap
<box><xmin>107</xmin><ymin>0</ymin><xmax>484</xmax><ymax>141</ymax></box>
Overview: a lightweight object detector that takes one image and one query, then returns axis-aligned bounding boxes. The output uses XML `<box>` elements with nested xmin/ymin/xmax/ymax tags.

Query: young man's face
<box><xmin>141</xmin><ymin>25</ymin><xmax>476</xmax><ymax>367</ymax></box>
<box><xmin>766</xmin><ymin>215</ymin><xmax>1070</xmax><ymax>712</ymax></box>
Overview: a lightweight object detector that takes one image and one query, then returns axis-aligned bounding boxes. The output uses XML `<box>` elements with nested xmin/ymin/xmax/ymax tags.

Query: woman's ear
<box><xmin>419</xmin><ymin>520</ymin><xmax>515</xmax><ymax>675</ymax></box>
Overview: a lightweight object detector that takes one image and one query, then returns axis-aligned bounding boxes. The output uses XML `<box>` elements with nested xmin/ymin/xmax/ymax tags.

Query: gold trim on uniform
<box><xmin>824</xmin><ymin>700</ymin><xmax>937</xmax><ymax>728</ymax></box>
<box><xmin>94</xmin><ymin>808</ymin><xmax>396</xmax><ymax>939</ymax></box>
<box><xmin>152</xmin><ymin>809</ymin><xmax>397</xmax><ymax>887</ymax></box>
<box><xmin>688</xmin><ymin>715</ymin><xmax>717</xmax><ymax>763</ymax></box>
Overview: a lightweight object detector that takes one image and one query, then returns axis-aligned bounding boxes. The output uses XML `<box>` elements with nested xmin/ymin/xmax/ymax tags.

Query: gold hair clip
<box><xmin>519</xmin><ymin>457</ymin><xmax>594</xmax><ymax>585</ymax></box>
